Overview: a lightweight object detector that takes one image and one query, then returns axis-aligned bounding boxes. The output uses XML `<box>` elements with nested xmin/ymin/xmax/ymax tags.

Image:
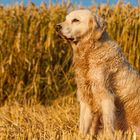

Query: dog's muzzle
<box><xmin>55</xmin><ymin>24</ymin><xmax>76</xmax><ymax>43</ymax></box>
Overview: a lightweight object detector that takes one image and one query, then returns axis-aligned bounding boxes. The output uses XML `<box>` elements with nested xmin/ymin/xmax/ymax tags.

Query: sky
<box><xmin>0</xmin><ymin>0</ymin><xmax>139</xmax><ymax>6</ymax></box>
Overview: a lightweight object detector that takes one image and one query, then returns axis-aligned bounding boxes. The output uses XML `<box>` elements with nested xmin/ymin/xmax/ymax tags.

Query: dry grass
<box><xmin>0</xmin><ymin>2</ymin><xmax>140</xmax><ymax>139</ymax></box>
<box><xmin>0</xmin><ymin>94</ymin><xmax>139</xmax><ymax>140</ymax></box>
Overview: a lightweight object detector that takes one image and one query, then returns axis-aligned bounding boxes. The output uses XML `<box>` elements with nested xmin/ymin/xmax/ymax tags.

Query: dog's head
<box><xmin>55</xmin><ymin>9</ymin><xmax>106</xmax><ymax>44</ymax></box>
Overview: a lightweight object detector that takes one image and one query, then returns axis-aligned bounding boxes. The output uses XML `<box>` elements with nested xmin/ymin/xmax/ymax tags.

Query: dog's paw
<box><xmin>79</xmin><ymin>121</ymin><xmax>89</xmax><ymax>135</ymax></box>
<box><xmin>79</xmin><ymin>121</ymin><xmax>85</xmax><ymax>134</ymax></box>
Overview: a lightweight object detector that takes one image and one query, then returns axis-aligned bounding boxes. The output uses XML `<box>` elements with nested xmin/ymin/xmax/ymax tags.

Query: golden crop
<box><xmin>0</xmin><ymin>2</ymin><xmax>140</xmax><ymax>139</ymax></box>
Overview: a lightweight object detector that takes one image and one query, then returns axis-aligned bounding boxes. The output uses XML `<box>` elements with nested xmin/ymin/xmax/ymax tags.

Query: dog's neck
<box><xmin>72</xmin><ymin>31</ymin><xmax>109</xmax><ymax>53</ymax></box>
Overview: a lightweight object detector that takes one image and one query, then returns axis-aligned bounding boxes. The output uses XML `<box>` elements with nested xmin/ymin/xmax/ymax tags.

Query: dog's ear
<box><xmin>90</xmin><ymin>13</ymin><xmax>107</xmax><ymax>40</ymax></box>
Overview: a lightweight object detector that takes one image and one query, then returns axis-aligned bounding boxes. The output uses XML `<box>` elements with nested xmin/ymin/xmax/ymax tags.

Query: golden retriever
<box><xmin>55</xmin><ymin>9</ymin><xmax>140</xmax><ymax>136</ymax></box>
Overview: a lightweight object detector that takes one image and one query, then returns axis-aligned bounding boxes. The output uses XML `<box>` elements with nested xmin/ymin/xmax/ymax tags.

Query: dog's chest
<box><xmin>73</xmin><ymin>46</ymin><xmax>104</xmax><ymax>81</ymax></box>
<box><xmin>73</xmin><ymin>50</ymin><xmax>100</xmax><ymax>110</ymax></box>
<box><xmin>73</xmin><ymin>48</ymin><xmax>94</xmax><ymax>92</ymax></box>
<box><xmin>73</xmin><ymin>48</ymin><xmax>90</xmax><ymax>78</ymax></box>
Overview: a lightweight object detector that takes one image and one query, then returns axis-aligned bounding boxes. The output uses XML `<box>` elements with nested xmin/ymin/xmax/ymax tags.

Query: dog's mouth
<box><xmin>56</xmin><ymin>31</ymin><xmax>77</xmax><ymax>43</ymax></box>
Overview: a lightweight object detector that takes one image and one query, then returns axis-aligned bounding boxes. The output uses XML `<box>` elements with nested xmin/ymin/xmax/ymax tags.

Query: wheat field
<box><xmin>0</xmin><ymin>2</ymin><xmax>140</xmax><ymax>139</ymax></box>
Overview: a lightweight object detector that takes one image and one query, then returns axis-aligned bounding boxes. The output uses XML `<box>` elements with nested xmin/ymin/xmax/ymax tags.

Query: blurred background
<box><xmin>0</xmin><ymin>0</ymin><xmax>140</xmax><ymax>6</ymax></box>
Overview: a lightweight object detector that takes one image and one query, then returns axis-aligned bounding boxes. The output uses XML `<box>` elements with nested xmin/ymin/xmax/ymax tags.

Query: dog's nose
<box><xmin>55</xmin><ymin>24</ymin><xmax>62</xmax><ymax>32</ymax></box>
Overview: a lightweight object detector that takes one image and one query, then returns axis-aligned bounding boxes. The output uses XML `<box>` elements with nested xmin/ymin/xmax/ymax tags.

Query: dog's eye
<box><xmin>72</xmin><ymin>18</ymin><xmax>80</xmax><ymax>23</ymax></box>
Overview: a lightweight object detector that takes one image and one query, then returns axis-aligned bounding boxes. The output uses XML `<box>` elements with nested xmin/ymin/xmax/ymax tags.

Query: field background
<box><xmin>0</xmin><ymin>1</ymin><xmax>140</xmax><ymax>139</ymax></box>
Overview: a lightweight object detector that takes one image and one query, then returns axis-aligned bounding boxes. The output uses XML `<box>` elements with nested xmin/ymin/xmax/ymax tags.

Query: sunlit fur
<box><xmin>58</xmin><ymin>9</ymin><xmax>140</xmax><ymax>135</ymax></box>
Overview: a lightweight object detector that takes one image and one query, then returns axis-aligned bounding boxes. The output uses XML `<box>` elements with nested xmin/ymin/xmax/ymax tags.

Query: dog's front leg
<box><xmin>89</xmin><ymin>113</ymin><xmax>100</xmax><ymax>135</ymax></box>
<box><xmin>77</xmin><ymin>89</ymin><xmax>93</xmax><ymax>135</ymax></box>
<box><xmin>92</xmin><ymin>88</ymin><xmax>115</xmax><ymax>134</ymax></box>
<box><xmin>91</xmin><ymin>68</ymin><xmax>116</xmax><ymax>134</ymax></box>
<box><xmin>79</xmin><ymin>100</ymin><xmax>92</xmax><ymax>135</ymax></box>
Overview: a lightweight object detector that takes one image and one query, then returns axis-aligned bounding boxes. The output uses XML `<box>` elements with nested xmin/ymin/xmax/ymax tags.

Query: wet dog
<box><xmin>56</xmin><ymin>9</ymin><xmax>140</xmax><ymax>135</ymax></box>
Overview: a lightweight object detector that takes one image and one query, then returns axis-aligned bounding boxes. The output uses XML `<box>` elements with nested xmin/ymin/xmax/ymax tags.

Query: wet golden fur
<box><xmin>56</xmin><ymin>9</ymin><xmax>140</xmax><ymax>135</ymax></box>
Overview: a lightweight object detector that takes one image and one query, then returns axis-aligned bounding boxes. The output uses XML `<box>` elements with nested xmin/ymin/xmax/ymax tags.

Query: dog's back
<box><xmin>114</xmin><ymin>54</ymin><xmax>140</xmax><ymax>133</ymax></box>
